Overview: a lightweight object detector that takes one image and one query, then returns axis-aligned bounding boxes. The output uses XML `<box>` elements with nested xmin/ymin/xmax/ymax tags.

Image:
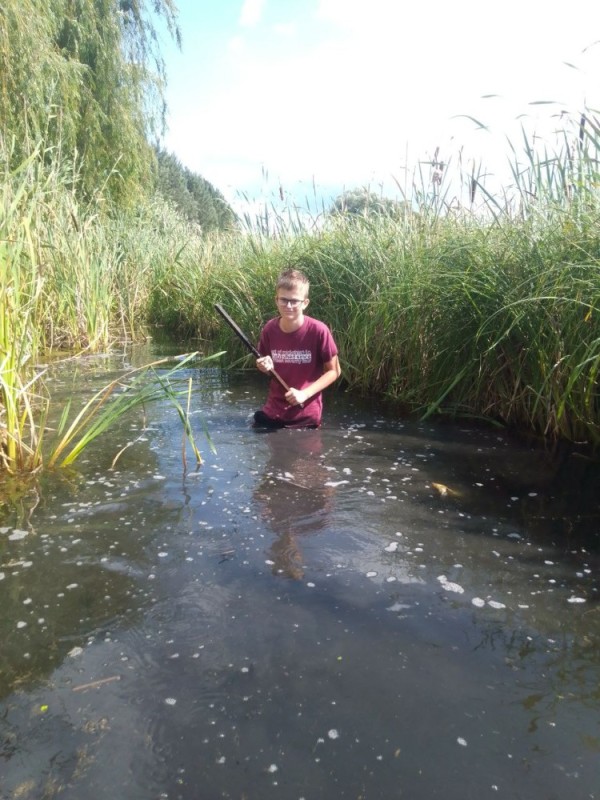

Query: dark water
<box><xmin>1</xmin><ymin>346</ymin><xmax>599</xmax><ymax>800</ymax></box>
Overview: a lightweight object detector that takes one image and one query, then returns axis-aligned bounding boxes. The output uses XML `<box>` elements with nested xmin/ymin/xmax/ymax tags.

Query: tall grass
<box><xmin>46</xmin><ymin>352</ymin><xmax>218</xmax><ymax>470</ymax></box>
<box><xmin>151</xmin><ymin>112</ymin><xmax>600</xmax><ymax>447</ymax></box>
<box><xmin>3</xmin><ymin>109</ymin><xmax>600</xmax><ymax>476</ymax></box>
<box><xmin>0</xmin><ymin>141</ymin><xmax>216</xmax><ymax>475</ymax></box>
<box><xmin>1</xmin><ymin>147</ymin><xmax>49</xmax><ymax>472</ymax></box>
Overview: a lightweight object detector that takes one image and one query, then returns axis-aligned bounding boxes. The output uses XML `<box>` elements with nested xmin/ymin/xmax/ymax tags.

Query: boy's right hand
<box><xmin>256</xmin><ymin>355</ymin><xmax>274</xmax><ymax>374</ymax></box>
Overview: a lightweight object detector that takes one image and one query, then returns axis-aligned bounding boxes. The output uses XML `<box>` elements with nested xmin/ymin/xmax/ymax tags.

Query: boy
<box><xmin>254</xmin><ymin>269</ymin><xmax>341</xmax><ymax>428</ymax></box>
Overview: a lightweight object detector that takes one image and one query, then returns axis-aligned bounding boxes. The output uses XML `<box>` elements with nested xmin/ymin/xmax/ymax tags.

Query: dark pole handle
<box><xmin>214</xmin><ymin>304</ymin><xmax>291</xmax><ymax>392</ymax></box>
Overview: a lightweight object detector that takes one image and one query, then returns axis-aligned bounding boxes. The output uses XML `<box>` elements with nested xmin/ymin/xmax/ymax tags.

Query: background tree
<box><xmin>156</xmin><ymin>149</ymin><xmax>237</xmax><ymax>231</ymax></box>
<box><xmin>0</xmin><ymin>0</ymin><xmax>180</xmax><ymax>206</ymax></box>
<box><xmin>330</xmin><ymin>188</ymin><xmax>411</xmax><ymax>218</ymax></box>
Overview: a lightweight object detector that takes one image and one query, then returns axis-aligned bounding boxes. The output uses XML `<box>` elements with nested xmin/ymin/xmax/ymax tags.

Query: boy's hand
<box><xmin>256</xmin><ymin>355</ymin><xmax>273</xmax><ymax>373</ymax></box>
<box><xmin>285</xmin><ymin>388</ymin><xmax>308</xmax><ymax>406</ymax></box>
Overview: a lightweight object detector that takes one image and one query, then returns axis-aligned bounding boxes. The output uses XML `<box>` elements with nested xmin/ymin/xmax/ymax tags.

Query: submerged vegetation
<box><xmin>1</xmin><ymin>2</ymin><xmax>600</xmax><ymax>482</ymax></box>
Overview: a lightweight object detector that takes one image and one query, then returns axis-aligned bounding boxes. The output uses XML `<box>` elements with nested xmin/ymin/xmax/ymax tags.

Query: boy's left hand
<box><xmin>285</xmin><ymin>388</ymin><xmax>308</xmax><ymax>406</ymax></box>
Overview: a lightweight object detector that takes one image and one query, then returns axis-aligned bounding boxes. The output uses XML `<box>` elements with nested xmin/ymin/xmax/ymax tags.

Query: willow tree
<box><xmin>0</xmin><ymin>0</ymin><xmax>180</xmax><ymax>206</ymax></box>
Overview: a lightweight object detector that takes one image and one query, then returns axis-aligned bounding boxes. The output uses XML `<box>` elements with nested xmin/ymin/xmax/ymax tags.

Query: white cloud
<box><xmin>227</xmin><ymin>34</ymin><xmax>245</xmax><ymax>52</ymax></box>
<box><xmin>239</xmin><ymin>0</ymin><xmax>266</xmax><ymax>28</ymax></box>
<box><xmin>316</xmin><ymin>0</ymin><xmax>404</xmax><ymax>32</ymax></box>
<box><xmin>272</xmin><ymin>22</ymin><xmax>297</xmax><ymax>37</ymax></box>
<box><xmin>166</xmin><ymin>0</ymin><xmax>600</xmax><ymax>207</ymax></box>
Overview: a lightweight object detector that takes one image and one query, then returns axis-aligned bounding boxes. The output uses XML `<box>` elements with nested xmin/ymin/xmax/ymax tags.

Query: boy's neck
<box><xmin>279</xmin><ymin>313</ymin><xmax>305</xmax><ymax>333</ymax></box>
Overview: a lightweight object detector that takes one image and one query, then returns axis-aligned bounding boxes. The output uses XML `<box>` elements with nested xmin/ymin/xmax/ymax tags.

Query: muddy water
<box><xmin>1</xmin><ymin>347</ymin><xmax>599</xmax><ymax>800</ymax></box>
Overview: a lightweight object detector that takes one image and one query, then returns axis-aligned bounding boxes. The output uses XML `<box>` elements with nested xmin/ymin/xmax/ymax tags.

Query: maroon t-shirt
<box><xmin>258</xmin><ymin>315</ymin><xmax>338</xmax><ymax>427</ymax></box>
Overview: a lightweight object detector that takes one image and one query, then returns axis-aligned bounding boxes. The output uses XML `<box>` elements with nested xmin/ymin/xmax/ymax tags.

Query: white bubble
<box><xmin>164</xmin><ymin>697</ymin><xmax>177</xmax><ymax>705</ymax></box>
<box><xmin>387</xmin><ymin>601</ymin><xmax>410</xmax><ymax>612</ymax></box>
<box><xmin>457</xmin><ymin>737</ymin><xmax>468</xmax><ymax>746</ymax></box>
<box><xmin>437</xmin><ymin>576</ymin><xmax>464</xmax><ymax>594</ymax></box>
<box><xmin>567</xmin><ymin>596</ymin><xmax>586</xmax><ymax>604</ymax></box>
<box><xmin>328</xmin><ymin>729</ymin><xmax>339</xmax><ymax>739</ymax></box>
<box><xmin>472</xmin><ymin>597</ymin><xmax>485</xmax><ymax>607</ymax></box>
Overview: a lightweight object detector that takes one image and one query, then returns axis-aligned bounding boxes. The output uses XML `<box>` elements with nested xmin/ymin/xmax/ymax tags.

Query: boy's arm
<box><xmin>285</xmin><ymin>355</ymin><xmax>341</xmax><ymax>407</ymax></box>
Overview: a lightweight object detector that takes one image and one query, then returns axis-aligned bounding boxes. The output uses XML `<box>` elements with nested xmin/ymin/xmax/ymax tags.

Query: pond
<box><xmin>1</xmin><ymin>344</ymin><xmax>599</xmax><ymax>800</ymax></box>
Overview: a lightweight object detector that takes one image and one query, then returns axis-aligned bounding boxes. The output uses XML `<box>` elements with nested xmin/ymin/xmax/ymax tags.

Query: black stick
<box><xmin>214</xmin><ymin>304</ymin><xmax>290</xmax><ymax>392</ymax></box>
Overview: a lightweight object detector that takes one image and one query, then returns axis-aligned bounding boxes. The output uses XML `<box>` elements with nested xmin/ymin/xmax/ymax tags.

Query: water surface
<box><xmin>1</xmin><ymin>347</ymin><xmax>599</xmax><ymax>799</ymax></box>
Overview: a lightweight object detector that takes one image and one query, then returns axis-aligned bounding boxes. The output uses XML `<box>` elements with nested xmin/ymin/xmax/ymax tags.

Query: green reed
<box><xmin>46</xmin><ymin>352</ymin><xmax>219</xmax><ymax>469</ymax></box>
<box><xmin>4</xmin><ymin>108</ymin><xmax>600</xmax><ymax>472</ymax></box>
<box><xmin>0</xmin><ymin>142</ymin><xmax>216</xmax><ymax>475</ymax></box>
<box><xmin>1</xmin><ymin>147</ymin><xmax>48</xmax><ymax>472</ymax></box>
<box><xmin>152</xmin><ymin>115</ymin><xmax>600</xmax><ymax>447</ymax></box>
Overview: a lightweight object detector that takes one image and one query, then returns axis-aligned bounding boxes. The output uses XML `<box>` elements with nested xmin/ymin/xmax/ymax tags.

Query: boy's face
<box><xmin>275</xmin><ymin>282</ymin><xmax>309</xmax><ymax>321</ymax></box>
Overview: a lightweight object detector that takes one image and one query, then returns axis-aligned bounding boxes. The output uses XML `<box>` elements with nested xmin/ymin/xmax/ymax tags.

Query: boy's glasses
<box><xmin>276</xmin><ymin>297</ymin><xmax>304</xmax><ymax>307</ymax></box>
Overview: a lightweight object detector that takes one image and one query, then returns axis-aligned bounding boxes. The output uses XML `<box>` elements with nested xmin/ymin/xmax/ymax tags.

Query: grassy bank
<box><xmin>2</xmin><ymin>117</ymin><xmax>600</xmax><ymax>476</ymax></box>
<box><xmin>0</xmin><ymin>143</ymin><xmax>209</xmax><ymax>473</ymax></box>
<box><xmin>151</xmin><ymin>114</ymin><xmax>600</xmax><ymax>446</ymax></box>
<box><xmin>151</xmin><ymin>207</ymin><xmax>600</xmax><ymax>446</ymax></box>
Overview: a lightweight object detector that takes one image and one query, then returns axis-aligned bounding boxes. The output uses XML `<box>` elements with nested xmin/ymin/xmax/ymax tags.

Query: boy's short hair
<box><xmin>276</xmin><ymin>268</ymin><xmax>309</xmax><ymax>296</ymax></box>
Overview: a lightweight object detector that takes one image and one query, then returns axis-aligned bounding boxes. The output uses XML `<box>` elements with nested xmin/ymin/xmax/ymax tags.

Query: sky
<box><xmin>160</xmin><ymin>0</ymin><xmax>600</xmax><ymax>213</ymax></box>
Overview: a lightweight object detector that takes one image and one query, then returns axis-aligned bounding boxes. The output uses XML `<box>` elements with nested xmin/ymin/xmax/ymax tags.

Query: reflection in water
<box><xmin>253</xmin><ymin>429</ymin><xmax>335</xmax><ymax>579</ymax></box>
<box><xmin>0</xmin><ymin>469</ymin><xmax>180</xmax><ymax>700</ymax></box>
<box><xmin>0</xmin><ymin>355</ymin><xmax>599</xmax><ymax>800</ymax></box>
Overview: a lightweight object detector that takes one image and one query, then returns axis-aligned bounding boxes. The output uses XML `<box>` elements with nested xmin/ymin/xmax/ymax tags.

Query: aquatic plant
<box><xmin>0</xmin><ymin>148</ymin><xmax>47</xmax><ymax>473</ymax></box>
<box><xmin>155</xmin><ymin>109</ymin><xmax>600</xmax><ymax>447</ymax></box>
<box><xmin>0</xmin><ymin>141</ymin><xmax>221</xmax><ymax>475</ymax></box>
<box><xmin>3</xmin><ymin>107</ymin><xmax>600</xmax><ymax>467</ymax></box>
<box><xmin>46</xmin><ymin>352</ymin><xmax>220</xmax><ymax>470</ymax></box>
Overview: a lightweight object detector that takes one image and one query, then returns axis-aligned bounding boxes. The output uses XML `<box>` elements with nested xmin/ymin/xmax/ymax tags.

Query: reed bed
<box><xmin>152</xmin><ymin>130</ymin><xmax>600</xmax><ymax>447</ymax></box>
<box><xmin>0</xmin><ymin>142</ymin><xmax>216</xmax><ymax>475</ymax></box>
<box><xmin>2</xmin><ymin>111</ymin><xmax>600</xmax><ymax>478</ymax></box>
